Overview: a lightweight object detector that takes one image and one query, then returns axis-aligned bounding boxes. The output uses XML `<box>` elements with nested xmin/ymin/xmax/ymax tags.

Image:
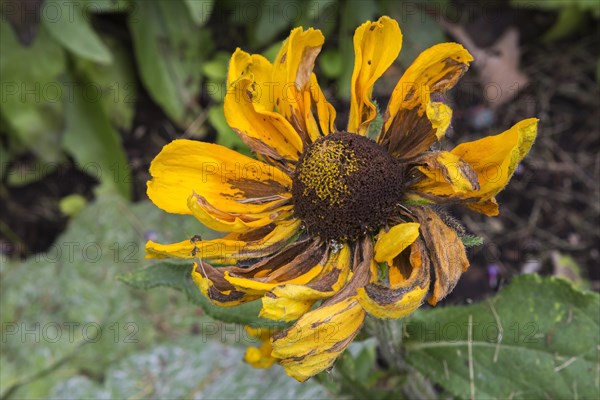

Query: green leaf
<box><xmin>319</xmin><ymin>50</ymin><xmax>343</xmax><ymax>79</ymax></box>
<box><xmin>460</xmin><ymin>235</ymin><xmax>484</xmax><ymax>248</ymax></box>
<box><xmin>0</xmin><ymin>21</ymin><xmax>65</xmax><ymax>162</ymax></box>
<box><xmin>184</xmin><ymin>0</ymin><xmax>214</xmax><ymax>26</ymax></box>
<box><xmin>404</xmin><ymin>275</ymin><xmax>600</xmax><ymax>399</ymax></box>
<box><xmin>542</xmin><ymin>5</ymin><xmax>586</xmax><ymax>42</ymax></box>
<box><xmin>389</xmin><ymin>0</ymin><xmax>447</xmax><ymax>68</ymax></box>
<box><xmin>129</xmin><ymin>0</ymin><xmax>212</xmax><ymax>126</ymax></box>
<box><xmin>50</xmin><ymin>339</ymin><xmax>332</xmax><ymax>399</ymax></box>
<box><xmin>41</xmin><ymin>0</ymin><xmax>112</xmax><ymax>64</ymax></box>
<box><xmin>253</xmin><ymin>0</ymin><xmax>299</xmax><ymax>47</ymax></box>
<box><xmin>0</xmin><ymin>195</ymin><xmax>220</xmax><ymax>397</ymax></box>
<box><xmin>119</xmin><ymin>262</ymin><xmax>283</xmax><ymax>328</ymax></box>
<box><xmin>73</xmin><ymin>35</ymin><xmax>137</xmax><ymax>131</ymax></box>
<box><xmin>511</xmin><ymin>0</ymin><xmax>600</xmax><ymax>17</ymax></box>
<box><xmin>6</xmin><ymin>160</ymin><xmax>58</xmax><ymax>187</ymax></box>
<box><xmin>81</xmin><ymin>0</ymin><xmax>131</xmax><ymax>13</ymax></box>
<box><xmin>297</xmin><ymin>0</ymin><xmax>339</xmax><ymax>38</ymax></box>
<box><xmin>202</xmin><ymin>52</ymin><xmax>230</xmax><ymax>81</ymax></box>
<box><xmin>62</xmin><ymin>72</ymin><xmax>132</xmax><ymax>199</ymax></box>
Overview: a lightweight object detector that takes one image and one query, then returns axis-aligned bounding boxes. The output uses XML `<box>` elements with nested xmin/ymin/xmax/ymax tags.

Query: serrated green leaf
<box><xmin>119</xmin><ymin>261</ymin><xmax>284</xmax><ymax>328</ymax></box>
<box><xmin>41</xmin><ymin>0</ymin><xmax>112</xmax><ymax>64</ymax></box>
<box><xmin>404</xmin><ymin>275</ymin><xmax>600</xmax><ymax>399</ymax></box>
<box><xmin>129</xmin><ymin>0</ymin><xmax>212</xmax><ymax>126</ymax></box>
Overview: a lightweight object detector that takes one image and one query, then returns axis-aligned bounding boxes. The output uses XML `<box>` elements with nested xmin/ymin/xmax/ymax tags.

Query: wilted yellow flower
<box><xmin>146</xmin><ymin>16</ymin><xmax>537</xmax><ymax>381</ymax></box>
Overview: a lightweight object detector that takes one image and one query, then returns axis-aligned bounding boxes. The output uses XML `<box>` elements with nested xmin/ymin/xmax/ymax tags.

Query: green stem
<box><xmin>367</xmin><ymin>316</ymin><xmax>407</xmax><ymax>372</ymax></box>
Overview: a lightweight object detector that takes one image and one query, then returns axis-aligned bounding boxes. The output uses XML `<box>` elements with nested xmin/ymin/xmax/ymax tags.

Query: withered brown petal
<box><xmin>412</xmin><ymin>207</ymin><xmax>469</xmax><ymax>305</ymax></box>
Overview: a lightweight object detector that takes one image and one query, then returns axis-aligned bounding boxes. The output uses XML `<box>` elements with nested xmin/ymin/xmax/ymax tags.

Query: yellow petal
<box><xmin>145</xmin><ymin>219</ymin><xmax>301</xmax><ymax>264</ymax></box>
<box><xmin>260</xmin><ymin>244</ymin><xmax>352</xmax><ymax>321</ymax></box>
<box><xmin>426</xmin><ymin>101</ymin><xmax>453</xmax><ymax>140</ymax></box>
<box><xmin>358</xmin><ymin>285</ymin><xmax>428</xmax><ymax>319</ymax></box>
<box><xmin>374</xmin><ymin>223</ymin><xmax>420</xmax><ymax>265</ymax></box>
<box><xmin>413</xmin><ymin>151</ymin><xmax>480</xmax><ymax>195</ymax></box>
<box><xmin>410</xmin><ymin>118</ymin><xmax>538</xmax><ymax>216</ymax></box>
<box><xmin>244</xmin><ymin>342</ymin><xmax>277</xmax><ymax>369</ymax></box>
<box><xmin>451</xmin><ymin>118</ymin><xmax>538</xmax><ymax>202</ymax></box>
<box><xmin>225</xmin><ymin>49</ymin><xmax>303</xmax><ymax>161</ymax></box>
<box><xmin>224</xmin><ymin>264</ymin><xmax>324</xmax><ymax>294</ymax></box>
<box><xmin>147</xmin><ymin>139</ymin><xmax>291</xmax><ymax>215</ymax></box>
<box><xmin>384</xmin><ymin>43</ymin><xmax>473</xmax><ymax>132</ymax></box>
<box><xmin>358</xmin><ymin>240</ymin><xmax>430</xmax><ymax>319</ymax></box>
<box><xmin>271</xmin><ymin>297</ymin><xmax>365</xmax><ymax>381</ymax></box>
<box><xmin>310</xmin><ymin>73</ymin><xmax>337</xmax><ymax>135</ymax></box>
<box><xmin>349</xmin><ymin>16</ymin><xmax>402</xmax><ymax>135</ymax></box>
<box><xmin>191</xmin><ymin>262</ymin><xmax>258</xmax><ymax>306</ymax></box>
<box><xmin>244</xmin><ymin>326</ymin><xmax>279</xmax><ymax>369</ymax></box>
<box><xmin>272</xmin><ymin>28</ymin><xmax>327</xmax><ymax>142</ymax></box>
<box><xmin>187</xmin><ymin>192</ymin><xmax>293</xmax><ymax>233</ymax></box>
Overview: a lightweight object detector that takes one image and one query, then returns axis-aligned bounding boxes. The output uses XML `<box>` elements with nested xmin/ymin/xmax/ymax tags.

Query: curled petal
<box><xmin>412</xmin><ymin>207</ymin><xmax>469</xmax><ymax>305</ymax></box>
<box><xmin>270</xmin><ymin>237</ymin><xmax>373</xmax><ymax>381</ymax></box>
<box><xmin>451</xmin><ymin>118</ymin><xmax>538</xmax><ymax>213</ymax></box>
<box><xmin>409</xmin><ymin>118</ymin><xmax>538</xmax><ymax>215</ymax></box>
<box><xmin>374</xmin><ymin>222</ymin><xmax>420</xmax><ymax>266</ymax></box>
<box><xmin>147</xmin><ymin>139</ymin><xmax>291</xmax><ymax>216</ymax></box>
<box><xmin>223</xmin><ymin>240</ymin><xmax>326</xmax><ymax>295</ymax></box>
<box><xmin>358</xmin><ymin>239</ymin><xmax>431</xmax><ymax>318</ymax></box>
<box><xmin>191</xmin><ymin>261</ymin><xmax>259</xmax><ymax>306</ymax></box>
<box><xmin>379</xmin><ymin>43</ymin><xmax>472</xmax><ymax>158</ymax></box>
<box><xmin>187</xmin><ymin>193</ymin><xmax>293</xmax><ymax>233</ymax></box>
<box><xmin>260</xmin><ymin>244</ymin><xmax>352</xmax><ymax>321</ymax></box>
<box><xmin>349</xmin><ymin>16</ymin><xmax>402</xmax><ymax>135</ymax></box>
<box><xmin>413</xmin><ymin>151</ymin><xmax>480</xmax><ymax>195</ymax></box>
<box><xmin>310</xmin><ymin>73</ymin><xmax>337</xmax><ymax>135</ymax></box>
<box><xmin>145</xmin><ymin>220</ymin><xmax>302</xmax><ymax>265</ymax></box>
<box><xmin>189</xmin><ymin>241</ymin><xmax>323</xmax><ymax>306</ymax></box>
<box><xmin>384</xmin><ymin>43</ymin><xmax>472</xmax><ymax>130</ymax></box>
<box><xmin>225</xmin><ymin>49</ymin><xmax>303</xmax><ymax>161</ymax></box>
<box><xmin>271</xmin><ymin>297</ymin><xmax>365</xmax><ymax>381</ymax></box>
<box><xmin>273</xmin><ymin>28</ymin><xmax>334</xmax><ymax>142</ymax></box>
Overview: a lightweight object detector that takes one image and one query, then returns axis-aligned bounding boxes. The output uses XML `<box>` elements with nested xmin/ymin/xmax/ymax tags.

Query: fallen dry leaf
<box><xmin>440</xmin><ymin>22</ymin><xmax>529</xmax><ymax>108</ymax></box>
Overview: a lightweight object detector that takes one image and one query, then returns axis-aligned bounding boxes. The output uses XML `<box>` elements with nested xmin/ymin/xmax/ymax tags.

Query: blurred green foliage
<box><xmin>1</xmin><ymin>0</ymin><xmax>452</xmax><ymax>198</ymax></box>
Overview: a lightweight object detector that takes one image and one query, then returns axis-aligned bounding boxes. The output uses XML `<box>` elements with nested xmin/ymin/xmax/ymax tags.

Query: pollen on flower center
<box><xmin>292</xmin><ymin>132</ymin><xmax>406</xmax><ymax>240</ymax></box>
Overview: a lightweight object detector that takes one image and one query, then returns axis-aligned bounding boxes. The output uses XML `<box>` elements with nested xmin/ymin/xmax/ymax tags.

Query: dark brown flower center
<box><xmin>292</xmin><ymin>132</ymin><xmax>405</xmax><ymax>241</ymax></box>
